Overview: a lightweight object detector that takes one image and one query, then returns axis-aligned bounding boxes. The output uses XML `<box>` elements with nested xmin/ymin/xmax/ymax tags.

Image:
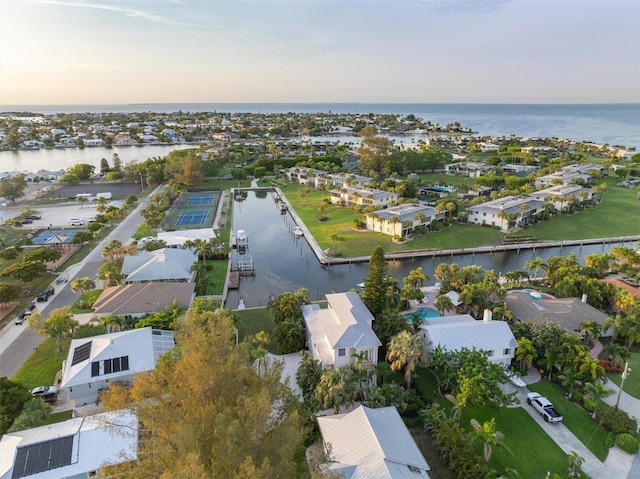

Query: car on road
<box><xmin>31</xmin><ymin>385</ymin><xmax>59</xmax><ymax>402</ymax></box>
<box><xmin>69</xmin><ymin>218</ymin><xmax>85</xmax><ymax>226</ymax></box>
<box><xmin>37</xmin><ymin>287</ymin><xmax>55</xmax><ymax>302</ymax></box>
<box><xmin>26</xmin><ymin>302</ymin><xmax>36</xmax><ymax>313</ymax></box>
<box><xmin>19</xmin><ymin>219</ymin><xmax>33</xmax><ymax>224</ymax></box>
<box><xmin>15</xmin><ymin>311</ymin><xmax>27</xmax><ymax>325</ymax></box>
<box><xmin>25</xmin><ymin>215</ymin><xmax>42</xmax><ymax>220</ymax></box>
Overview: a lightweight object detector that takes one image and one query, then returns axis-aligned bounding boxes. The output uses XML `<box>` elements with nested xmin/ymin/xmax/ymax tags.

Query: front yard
<box><xmin>12</xmin><ymin>337</ymin><xmax>69</xmax><ymax>390</ymax></box>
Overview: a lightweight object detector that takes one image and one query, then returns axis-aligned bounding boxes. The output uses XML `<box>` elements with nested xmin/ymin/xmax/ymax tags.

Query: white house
<box><xmin>528</xmin><ymin>184</ymin><xmax>594</xmax><ymax>211</ymax></box>
<box><xmin>0</xmin><ymin>410</ymin><xmax>137</xmax><ymax>479</ymax></box>
<box><xmin>466</xmin><ymin>196</ymin><xmax>544</xmax><ymax>231</ymax></box>
<box><xmin>121</xmin><ymin>248</ymin><xmax>197</xmax><ymax>283</ymax></box>
<box><xmin>366</xmin><ymin>202</ymin><xmax>447</xmax><ymax>237</ymax></box>
<box><xmin>419</xmin><ymin>313</ymin><xmax>517</xmax><ymax>366</ymax></box>
<box><xmin>329</xmin><ymin>186</ymin><xmax>398</xmax><ymax>209</ymax></box>
<box><xmin>302</xmin><ymin>292</ymin><xmax>381</xmax><ymax>370</ymax></box>
<box><xmin>60</xmin><ymin>328</ymin><xmax>175</xmax><ymax>406</ymax></box>
<box><xmin>317</xmin><ymin>405</ymin><xmax>431</xmax><ymax>479</ymax></box>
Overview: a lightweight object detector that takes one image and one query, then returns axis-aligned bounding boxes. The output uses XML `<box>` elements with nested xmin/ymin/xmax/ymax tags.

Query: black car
<box><xmin>26</xmin><ymin>302</ymin><xmax>36</xmax><ymax>313</ymax></box>
<box><xmin>20</xmin><ymin>219</ymin><xmax>33</xmax><ymax>225</ymax></box>
<box><xmin>25</xmin><ymin>215</ymin><xmax>42</xmax><ymax>220</ymax></box>
<box><xmin>36</xmin><ymin>287</ymin><xmax>55</xmax><ymax>302</ymax></box>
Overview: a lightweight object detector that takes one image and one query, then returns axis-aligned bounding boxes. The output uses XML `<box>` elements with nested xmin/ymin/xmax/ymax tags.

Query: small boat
<box><xmin>236</xmin><ymin>229</ymin><xmax>248</xmax><ymax>247</ymax></box>
<box><xmin>293</xmin><ymin>226</ymin><xmax>303</xmax><ymax>237</ymax></box>
<box><xmin>356</xmin><ymin>282</ymin><xmax>365</xmax><ymax>289</ymax></box>
<box><xmin>279</xmin><ymin>201</ymin><xmax>287</xmax><ymax>213</ymax></box>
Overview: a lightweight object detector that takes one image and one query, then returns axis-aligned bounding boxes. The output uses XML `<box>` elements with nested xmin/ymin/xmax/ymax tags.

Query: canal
<box><xmin>226</xmin><ymin>190</ymin><xmax>637</xmax><ymax>309</ymax></box>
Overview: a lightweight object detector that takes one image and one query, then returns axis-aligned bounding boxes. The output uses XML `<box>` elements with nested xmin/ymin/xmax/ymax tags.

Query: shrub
<box><xmin>605</xmin><ymin>432</ymin><xmax>615</xmax><ymax>448</ymax></box>
<box><xmin>0</xmin><ymin>248</ymin><xmax>19</xmax><ymax>260</ymax></box>
<box><xmin>616</xmin><ymin>433</ymin><xmax>639</xmax><ymax>455</ymax></box>
<box><xmin>599</xmin><ymin>407</ymin><xmax>637</xmax><ymax>434</ymax></box>
<box><xmin>317</xmin><ymin>216</ymin><xmax>328</xmax><ymax>222</ymax></box>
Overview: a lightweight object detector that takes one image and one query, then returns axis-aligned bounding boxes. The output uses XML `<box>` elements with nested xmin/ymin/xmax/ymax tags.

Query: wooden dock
<box><xmin>228</xmin><ymin>271</ymin><xmax>240</xmax><ymax>289</ymax></box>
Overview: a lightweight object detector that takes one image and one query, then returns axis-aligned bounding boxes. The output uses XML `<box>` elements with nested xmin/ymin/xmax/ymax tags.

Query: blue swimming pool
<box><xmin>403</xmin><ymin>307</ymin><xmax>441</xmax><ymax>322</ymax></box>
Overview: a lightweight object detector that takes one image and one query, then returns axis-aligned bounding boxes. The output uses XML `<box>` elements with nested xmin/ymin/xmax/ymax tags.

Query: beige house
<box><xmin>329</xmin><ymin>186</ymin><xmax>398</xmax><ymax>209</ymax></box>
<box><xmin>466</xmin><ymin>196</ymin><xmax>544</xmax><ymax>231</ymax></box>
<box><xmin>366</xmin><ymin>202</ymin><xmax>446</xmax><ymax>237</ymax></box>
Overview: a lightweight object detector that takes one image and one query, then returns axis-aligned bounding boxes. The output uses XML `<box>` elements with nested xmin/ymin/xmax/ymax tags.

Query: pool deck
<box><xmin>402</xmin><ymin>285</ymin><xmax>457</xmax><ymax>316</ymax></box>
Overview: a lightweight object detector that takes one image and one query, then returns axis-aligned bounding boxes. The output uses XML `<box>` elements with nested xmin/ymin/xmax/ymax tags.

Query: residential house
<box><xmin>444</xmin><ymin>161</ymin><xmax>493</xmax><ymax>178</ymax></box>
<box><xmin>529</xmin><ymin>184</ymin><xmax>594</xmax><ymax>211</ymax></box>
<box><xmin>365</xmin><ymin>203</ymin><xmax>446</xmax><ymax>237</ymax></box>
<box><xmin>317</xmin><ymin>405</ymin><xmax>431</xmax><ymax>479</ymax></box>
<box><xmin>419</xmin><ymin>312</ymin><xmax>517</xmax><ymax>366</ymax></box>
<box><xmin>506</xmin><ymin>289</ymin><xmax>611</xmax><ymax>338</ymax></box>
<box><xmin>113</xmin><ymin>132</ymin><xmax>134</xmax><ymax>146</ymax></box>
<box><xmin>60</xmin><ymin>327</ymin><xmax>175</xmax><ymax>406</ymax></box>
<box><xmin>302</xmin><ymin>292</ymin><xmax>381</xmax><ymax>370</ymax></box>
<box><xmin>466</xmin><ymin>196</ymin><xmax>544</xmax><ymax>231</ymax></box>
<box><xmin>0</xmin><ymin>410</ymin><xmax>137</xmax><ymax>479</ymax></box>
<box><xmin>534</xmin><ymin>163</ymin><xmax>604</xmax><ymax>188</ymax></box>
<box><xmin>92</xmin><ymin>282</ymin><xmax>195</xmax><ymax>319</ymax></box>
<box><xmin>156</xmin><ymin>228</ymin><xmax>217</xmax><ymax>248</ymax></box>
<box><xmin>329</xmin><ymin>186</ymin><xmax>398</xmax><ymax>209</ymax></box>
<box><xmin>121</xmin><ymin>248</ymin><xmax>197</xmax><ymax>283</ymax></box>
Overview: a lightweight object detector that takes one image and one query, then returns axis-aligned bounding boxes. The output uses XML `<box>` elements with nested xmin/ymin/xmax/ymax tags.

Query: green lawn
<box><xmin>232</xmin><ymin>307</ymin><xmax>277</xmax><ymax>352</ymax></box>
<box><xmin>203</xmin><ymin>259</ymin><xmax>228</xmax><ymax>295</ymax></box>
<box><xmin>607</xmin><ymin>349</ymin><xmax>640</xmax><ymax>399</ymax></box>
<box><xmin>529</xmin><ymin>381</ymin><xmax>609</xmax><ymax>461</ymax></box>
<box><xmin>70</xmin><ymin>290</ymin><xmax>103</xmax><ymax>314</ymax></box>
<box><xmin>12</xmin><ymin>337</ymin><xmax>69</xmax><ymax>390</ymax></box>
<box><xmin>461</xmin><ymin>405</ymin><xmax>572</xmax><ymax>478</ymax></box>
<box><xmin>133</xmin><ymin>223</ymin><xmax>154</xmax><ymax>240</ymax></box>
<box><xmin>43</xmin><ymin>410</ymin><xmax>73</xmax><ymax>425</ymax></box>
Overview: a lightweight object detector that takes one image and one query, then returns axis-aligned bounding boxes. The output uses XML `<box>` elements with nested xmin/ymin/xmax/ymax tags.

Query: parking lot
<box><xmin>16</xmin><ymin>202</ymin><xmax>103</xmax><ymax>230</ymax></box>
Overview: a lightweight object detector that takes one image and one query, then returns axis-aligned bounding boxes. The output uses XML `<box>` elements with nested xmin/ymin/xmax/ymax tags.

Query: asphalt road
<box><xmin>0</xmin><ymin>189</ymin><xmax>155</xmax><ymax>379</ymax></box>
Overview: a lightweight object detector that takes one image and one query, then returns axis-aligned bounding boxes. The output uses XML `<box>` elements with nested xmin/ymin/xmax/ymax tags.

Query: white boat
<box><xmin>505</xmin><ymin>368</ymin><xmax>526</xmax><ymax>388</ymax></box>
<box><xmin>236</xmin><ymin>229</ymin><xmax>248</xmax><ymax>246</ymax></box>
<box><xmin>293</xmin><ymin>226</ymin><xmax>303</xmax><ymax>237</ymax></box>
<box><xmin>356</xmin><ymin>282</ymin><xmax>365</xmax><ymax>289</ymax></box>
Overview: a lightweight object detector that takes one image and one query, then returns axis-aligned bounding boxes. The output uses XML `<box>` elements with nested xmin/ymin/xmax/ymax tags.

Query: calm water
<box><xmin>225</xmin><ymin>190</ymin><xmax>636</xmax><ymax>309</ymax></box>
<box><xmin>2</xmin><ymin>103</ymin><xmax>638</xmax><ymax>150</ymax></box>
<box><xmin>0</xmin><ymin>144</ymin><xmax>193</xmax><ymax>173</ymax></box>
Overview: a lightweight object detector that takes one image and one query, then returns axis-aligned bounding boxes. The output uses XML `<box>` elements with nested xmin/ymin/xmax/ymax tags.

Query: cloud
<box><xmin>38</xmin><ymin>0</ymin><xmax>192</xmax><ymax>26</ymax></box>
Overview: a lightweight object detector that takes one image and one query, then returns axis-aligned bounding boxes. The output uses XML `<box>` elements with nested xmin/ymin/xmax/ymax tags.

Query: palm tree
<box><xmin>524</xmin><ymin>257</ymin><xmax>546</xmax><ymax>280</ymax></box>
<box><xmin>515</xmin><ymin>337</ymin><xmax>538</xmax><ymax>373</ymax></box>
<box><xmin>470</xmin><ymin>417</ymin><xmax>510</xmax><ymax>462</ymax></box>
<box><xmin>387</xmin><ymin>331</ymin><xmax>423</xmax><ymax>390</ymax></box>
<box><xmin>577</xmin><ymin>320</ymin><xmax>602</xmax><ymax>345</ymax></box>
<box><xmin>604</xmin><ymin>313</ymin><xmax>626</xmax><ymax>344</ymax></box>
<box><xmin>434</xmin><ymin>294</ymin><xmax>454</xmax><ymax>315</ymax></box>
<box><xmin>583</xmin><ymin>381</ymin><xmax>614</xmax><ymax>419</ymax></box>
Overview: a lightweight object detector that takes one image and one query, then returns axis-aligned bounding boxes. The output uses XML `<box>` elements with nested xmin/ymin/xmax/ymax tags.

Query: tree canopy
<box><xmin>0</xmin><ymin>174</ymin><xmax>27</xmax><ymax>204</ymax></box>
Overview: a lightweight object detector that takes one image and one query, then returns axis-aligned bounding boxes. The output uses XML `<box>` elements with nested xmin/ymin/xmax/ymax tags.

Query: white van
<box><xmin>69</xmin><ymin>218</ymin><xmax>85</xmax><ymax>226</ymax></box>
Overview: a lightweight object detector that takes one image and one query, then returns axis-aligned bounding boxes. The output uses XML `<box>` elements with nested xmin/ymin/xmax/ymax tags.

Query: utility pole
<box><xmin>614</xmin><ymin>361</ymin><xmax>631</xmax><ymax>410</ymax></box>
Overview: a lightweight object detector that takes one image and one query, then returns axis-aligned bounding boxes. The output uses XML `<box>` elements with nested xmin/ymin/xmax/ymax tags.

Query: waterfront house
<box><xmin>0</xmin><ymin>410</ymin><xmax>137</xmax><ymax>479</ymax></box>
<box><xmin>365</xmin><ymin>202</ymin><xmax>446</xmax><ymax>237</ymax></box>
<box><xmin>534</xmin><ymin>163</ymin><xmax>604</xmax><ymax>188</ymax></box>
<box><xmin>329</xmin><ymin>185</ymin><xmax>398</xmax><ymax>209</ymax></box>
<box><xmin>121</xmin><ymin>248</ymin><xmax>197</xmax><ymax>283</ymax></box>
<box><xmin>419</xmin><ymin>312</ymin><xmax>517</xmax><ymax>366</ymax></box>
<box><xmin>113</xmin><ymin>132</ymin><xmax>135</xmax><ymax>146</ymax></box>
<box><xmin>92</xmin><ymin>282</ymin><xmax>195</xmax><ymax>319</ymax></box>
<box><xmin>316</xmin><ymin>405</ymin><xmax>431</xmax><ymax>479</ymax></box>
<box><xmin>60</xmin><ymin>327</ymin><xmax>175</xmax><ymax>406</ymax></box>
<box><xmin>506</xmin><ymin>289</ymin><xmax>611</xmax><ymax>338</ymax></box>
<box><xmin>302</xmin><ymin>292</ymin><xmax>381</xmax><ymax>371</ymax></box>
<box><xmin>529</xmin><ymin>184</ymin><xmax>594</xmax><ymax>211</ymax></box>
<box><xmin>466</xmin><ymin>196</ymin><xmax>544</xmax><ymax>231</ymax></box>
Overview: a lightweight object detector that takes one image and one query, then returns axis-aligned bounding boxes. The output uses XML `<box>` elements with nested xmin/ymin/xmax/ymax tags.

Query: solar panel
<box><xmin>71</xmin><ymin>341</ymin><xmax>92</xmax><ymax>366</ymax></box>
<box><xmin>12</xmin><ymin>435</ymin><xmax>75</xmax><ymax>479</ymax></box>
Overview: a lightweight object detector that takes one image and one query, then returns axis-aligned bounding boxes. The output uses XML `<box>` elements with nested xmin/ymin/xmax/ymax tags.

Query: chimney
<box><xmin>581</xmin><ymin>294</ymin><xmax>587</xmax><ymax>303</ymax></box>
<box><xmin>483</xmin><ymin>309</ymin><xmax>492</xmax><ymax>322</ymax></box>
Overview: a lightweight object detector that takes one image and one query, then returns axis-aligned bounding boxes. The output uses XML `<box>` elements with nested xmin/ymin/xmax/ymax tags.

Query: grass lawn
<box><xmin>529</xmin><ymin>381</ymin><xmax>609</xmax><ymax>461</ymax></box>
<box><xmin>12</xmin><ymin>337</ymin><xmax>69</xmax><ymax>389</ymax></box>
<box><xmin>203</xmin><ymin>259</ymin><xmax>228</xmax><ymax>295</ymax></box>
<box><xmin>232</xmin><ymin>307</ymin><xmax>277</xmax><ymax>352</ymax></box>
<box><xmin>70</xmin><ymin>290</ymin><xmax>103</xmax><ymax>314</ymax></box>
<box><xmin>43</xmin><ymin>410</ymin><xmax>73</xmax><ymax>425</ymax></box>
<box><xmin>460</xmin><ymin>405</ymin><xmax>573</xmax><ymax>478</ymax></box>
<box><xmin>607</xmin><ymin>349</ymin><xmax>640</xmax><ymax>399</ymax></box>
<box><xmin>133</xmin><ymin>223</ymin><xmax>154</xmax><ymax>240</ymax></box>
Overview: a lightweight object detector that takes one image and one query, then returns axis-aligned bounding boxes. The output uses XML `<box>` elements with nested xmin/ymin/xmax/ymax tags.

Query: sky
<box><xmin>0</xmin><ymin>0</ymin><xmax>638</xmax><ymax>105</ymax></box>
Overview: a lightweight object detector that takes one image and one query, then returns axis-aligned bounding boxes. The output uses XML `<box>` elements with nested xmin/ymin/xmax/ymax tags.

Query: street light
<box><xmin>614</xmin><ymin>361</ymin><xmax>631</xmax><ymax>410</ymax></box>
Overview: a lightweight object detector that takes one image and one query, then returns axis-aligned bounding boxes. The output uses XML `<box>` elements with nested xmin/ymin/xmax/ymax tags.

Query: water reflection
<box><xmin>226</xmin><ymin>190</ymin><xmax>635</xmax><ymax>308</ymax></box>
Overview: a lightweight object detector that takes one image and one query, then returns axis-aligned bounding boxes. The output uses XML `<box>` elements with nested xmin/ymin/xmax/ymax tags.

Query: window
<box><xmin>360</xmin><ymin>349</ymin><xmax>370</xmax><ymax>361</ymax></box>
<box><xmin>338</xmin><ymin>348</ymin><xmax>345</xmax><ymax>357</ymax></box>
<box><xmin>503</xmin><ymin>348</ymin><xmax>511</xmax><ymax>355</ymax></box>
<box><xmin>487</xmin><ymin>350</ymin><xmax>494</xmax><ymax>357</ymax></box>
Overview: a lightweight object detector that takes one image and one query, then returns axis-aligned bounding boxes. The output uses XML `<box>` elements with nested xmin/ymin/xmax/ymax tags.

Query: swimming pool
<box><xmin>403</xmin><ymin>307</ymin><xmax>441</xmax><ymax>322</ymax></box>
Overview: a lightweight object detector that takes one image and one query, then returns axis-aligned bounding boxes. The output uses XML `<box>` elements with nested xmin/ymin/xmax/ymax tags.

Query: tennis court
<box><xmin>188</xmin><ymin>193</ymin><xmax>215</xmax><ymax>206</ymax></box>
<box><xmin>176</xmin><ymin>210</ymin><xmax>208</xmax><ymax>226</ymax></box>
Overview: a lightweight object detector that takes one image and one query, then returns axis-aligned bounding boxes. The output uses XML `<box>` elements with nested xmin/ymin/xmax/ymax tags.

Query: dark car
<box><xmin>26</xmin><ymin>302</ymin><xmax>36</xmax><ymax>313</ymax></box>
<box><xmin>25</xmin><ymin>215</ymin><xmax>42</xmax><ymax>220</ymax></box>
<box><xmin>36</xmin><ymin>287</ymin><xmax>55</xmax><ymax>302</ymax></box>
<box><xmin>20</xmin><ymin>219</ymin><xmax>33</xmax><ymax>225</ymax></box>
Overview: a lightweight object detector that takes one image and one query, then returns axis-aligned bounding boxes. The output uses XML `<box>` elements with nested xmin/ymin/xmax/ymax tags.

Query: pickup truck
<box><xmin>527</xmin><ymin>392</ymin><xmax>563</xmax><ymax>423</ymax></box>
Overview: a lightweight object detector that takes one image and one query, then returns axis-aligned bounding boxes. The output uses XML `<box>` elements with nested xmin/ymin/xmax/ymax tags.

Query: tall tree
<box><xmin>361</xmin><ymin>246</ymin><xmax>388</xmax><ymax>318</ymax></box>
<box><xmin>0</xmin><ymin>377</ymin><xmax>31</xmax><ymax>435</ymax></box>
<box><xmin>27</xmin><ymin>306</ymin><xmax>78</xmax><ymax>352</ymax></box>
<box><xmin>8</xmin><ymin>397</ymin><xmax>51</xmax><ymax>432</ymax></box>
<box><xmin>387</xmin><ymin>330</ymin><xmax>423</xmax><ymax>390</ymax></box>
<box><xmin>101</xmin><ymin>309</ymin><xmax>304</xmax><ymax>479</ymax></box>
<box><xmin>0</xmin><ymin>174</ymin><xmax>27</xmax><ymax>204</ymax></box>
<box><xmin>0</xmin><ymin>282</ymin><xmax>22</xmax><ymax>305</ymax></box>
<box><xmin>70</xmin><ymin>276</ymin><xmax>96</xmax><ymax>295</ymax></box>
<box><xmin>1</xmin><ymin>260</ymin><xmax>47</xmax><ymax>285</ymax></box>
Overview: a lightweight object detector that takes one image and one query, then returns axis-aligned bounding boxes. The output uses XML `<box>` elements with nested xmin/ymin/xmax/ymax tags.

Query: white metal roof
<box><xmin>317</xmin><ymin>406</ymin><xmax>430</xmax><ymax>479</ymax></box>
<box><xmin>0</xmin><ymin>410</ymin><xmax>137</xmax><ymax>479</ymax></box>
<box><xmin>121</xmin><ymin>248</ymin><xmax>197</xmax><ymax>282</ymax></box>
<box><xmin>421</xmin><ymin>319</ymin><xmax>517</xmax><ymax>353</ymax></box>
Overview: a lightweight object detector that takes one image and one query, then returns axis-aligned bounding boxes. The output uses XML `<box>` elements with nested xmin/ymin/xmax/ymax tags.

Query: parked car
<box><xmin>20</xmin><ymin>219</ymin><xmax>33</xmax><ymax>225</ymax></box>
<box><xmin>31</xmin><ymin>385</ymin><xmax>59</xmax><ymax>402</ymax></box>
<box><xmin>69</xmin><ymin>218</ymin><xmax>85</xmax><ymax>226</ymax></box>
<box><xmin>26</xmin><ymin>302</ymin><xmax>37</xmax><ymax>313</ymax></box>
<box><xmin>25</xmin><ymin>214</ymin><xmax>42</xmax><ymax>220</ymax></box>
<box><xmin>15</xmin><ymin>311</ymin><xmax>27</xmax><ymax>325</ymax></box>
<box><xmin>37</xmin><ymin>287</ymin><xmax>55</xmax><ymax>302</ymax></box>
<box><xmin>527</xmin><ymin>392</ymin><xmax>563</xmax><ymax>423</ymax></box>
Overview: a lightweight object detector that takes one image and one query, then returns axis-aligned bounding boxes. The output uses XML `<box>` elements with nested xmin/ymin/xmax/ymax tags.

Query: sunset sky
<box><xmin>1</xmin><ymin>0</ymin><xmax>638</xmax><ymax>105</ymax></box>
